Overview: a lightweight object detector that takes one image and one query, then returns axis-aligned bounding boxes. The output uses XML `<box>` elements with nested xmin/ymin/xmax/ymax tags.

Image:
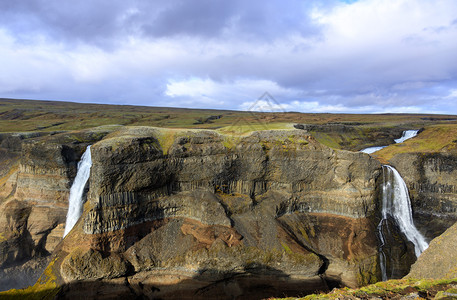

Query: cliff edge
<box><xmin>35</xmin><ymin>127</ymin><xmax>383</xmax><ymax>299</ymax></box>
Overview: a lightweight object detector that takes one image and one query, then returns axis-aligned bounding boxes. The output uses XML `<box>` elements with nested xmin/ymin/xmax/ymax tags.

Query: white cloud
<box><xmin>305</xmin><ymin>0</ymin><xmax>457</xmax><ymax>87</ymax></box>
<box><xmin>165</xmin><ymin>78</ymin><xmax>302</xmax><ymax>109</ymax></box>
<box><xmin>445</xmin><ymin>89</ymin><xmax>457</xmax><ymax>99</ymax></box>
<box><xmin>0</xmin><ymin>0</ymin><xmax>457</xmax><ymax>114</ymax></box>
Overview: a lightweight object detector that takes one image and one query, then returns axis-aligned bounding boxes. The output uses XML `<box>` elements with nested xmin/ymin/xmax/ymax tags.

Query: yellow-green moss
<box><xmin>155</xmin><ymin>129</ymin><xmax>177</xmax><ymax>154</ymax></box>
<box><xmin>294</xmin><ymin>278</ymin><xmax>457</xmax><ymax>300</ymax></box>
<box><xmin>356</xmin><ymin>256</ymin><xmax>380</xmax><ymax>286</ymax></box>
<box><xmin>0</xmin><ymin>232</ymin><xmax>7</xmax><ymax>242</ymax></box>
<box><xmin>222</xmin><ymin>136</ymin><xmax>241</xmax><ymax>150</ymax></box>
<box><xmin>298</xmin><ymin>227</ymin><xmax>311</xmax><ymax>244</ymax></box>
<box><xmin>0</xmin><ymin>258</ymin><xmax>61</xmax><ymax>300</ymax></box>
<box><xmin>281</xmin><ymin>242</ymin><xmax>292</xmax><ymax>254</ymax></box>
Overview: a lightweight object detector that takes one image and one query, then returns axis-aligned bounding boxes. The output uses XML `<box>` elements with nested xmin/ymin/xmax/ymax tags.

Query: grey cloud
<box><xmin>0</xmin><ymin>1</ymin><xmax>133</xmax><ymax>46</ymax></box>
<box><xmin>0</xmin><ymin>0</ymin><xmax>322</xmax><ymax>47</ymax></box>
<box><xmin>1</xmin><ymin>0</ymin><xmax>456</xmax><ymax>114</ymax></box>
<box><xmin>138</xmin><ymin>0</ymin><xmax>239</xmax><ymax>38</ymax></box>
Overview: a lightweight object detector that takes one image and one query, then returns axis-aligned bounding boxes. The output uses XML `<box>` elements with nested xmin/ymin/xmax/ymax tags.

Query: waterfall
<box><xmin>376</xmin><ymin>218</ymin><xmax>388</xmax><ymax>281</ymax></box>
<box><xmin>360</xmin><ymin>129</ymin><xmax>419</xmax><ymax>154</ymax></box>
<box><xmin>63</xmin><ymin>145</ymin><xmax>92</xmax><ymax>237</ymax></box>
<box><xmin>377</xmin><ymin>165</ymin><xmax>428</xmax><ymax>279</ymax></box>
<box><xmin>394</xmin><ymin>130</ymin><xmax>419</xmax><ymax>144</ymax></box>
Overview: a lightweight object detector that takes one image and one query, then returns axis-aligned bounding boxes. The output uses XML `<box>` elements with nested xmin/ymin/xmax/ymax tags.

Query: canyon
<box><xmin>0</xmin><ymin>116</ymin><xmax>456</xmax><ymax>298</ymax></box>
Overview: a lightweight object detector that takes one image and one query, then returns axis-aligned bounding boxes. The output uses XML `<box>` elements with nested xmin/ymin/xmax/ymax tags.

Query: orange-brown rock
<box><xmin>0</xmin><ymin>128</ymin><xmax>113</xmax><ymax>290</ymax></box>
<box><xmin>3</xmin><ymin>126</ymin><xmax>446</xmax><ymax>297</ymax></box>
<box><xmin>46</xmin><ymin>128</ymin><xmax>384</xmax><ymax>298</ymax></box>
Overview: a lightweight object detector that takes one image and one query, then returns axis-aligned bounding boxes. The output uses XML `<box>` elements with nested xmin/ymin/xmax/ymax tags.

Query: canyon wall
<box><xmin>0</xmin><ymin>127</ymin><xmax>113</xmax><ymax>290</ymax></box>
<box><xmin>1</xmin><ymin>125</ymin><xmax>456</xmax><ymax>298</ymax></box>
<box><xmin>43</xmin><ymin>127</ymin><xmax>384</xmax><ymax>299</ymax></box>
<box><xmin>389</xmin><ymin>152</ymin><xmax>457</xmax><ymax>240</ymax></box>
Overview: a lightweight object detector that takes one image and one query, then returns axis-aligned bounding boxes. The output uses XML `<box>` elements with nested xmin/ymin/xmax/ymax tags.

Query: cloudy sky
<box><xmin>1</xmin><ymin>0</ymin><xmax>457</xmax><ymax>114</ymax></box>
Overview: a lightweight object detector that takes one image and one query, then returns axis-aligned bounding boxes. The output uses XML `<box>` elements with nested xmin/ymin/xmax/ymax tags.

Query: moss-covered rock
<box><xmin>407</xmin><ymin>221</ymin><xmax>457</xmax><ymax>280</ymax></box>
<box><xmin>60</xmin><ymin>248</ymin><xmax>130</xmax><ymax>281</ymax></box>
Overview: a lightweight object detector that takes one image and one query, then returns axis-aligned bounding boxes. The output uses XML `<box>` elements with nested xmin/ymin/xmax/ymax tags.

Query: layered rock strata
<box><xmin>389</xmin><ymin>152</ymin><xmax>457</xmax><ymax>239</ymax></box>
<box><xmin>0</xmin><ymin>127</ymin><xmax>113</xmax><ymax>290</ymax></box>
<box><xmin>3</xmin><ymin>126</ymin><xmax>447</xmax><ymax>298</ymax></box>
<box><xmin>44</xmin><ymin>128</ymin><xmax>385</xmax><ymax>299</ymax></box>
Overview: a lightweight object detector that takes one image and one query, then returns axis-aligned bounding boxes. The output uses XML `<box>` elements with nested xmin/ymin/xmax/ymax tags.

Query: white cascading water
<box><xmin>376</xmin><ymin>218</ymin><xmax>388</xmax><ymax>281</ymax></box>
<box><xmin>360</xmin><ymin>129</ymin><xmax>419</xmax><ymax>154</ymax></box>
<box><xmin>394</xmin><ymin>130</ymin><xmax>419</xmax><ymax>144</ymax></box>
<box><xmin>377</xmin><ymin>165</ymin><xmax>428</xmax><ymax>279</ymax></box>
<box><xmin>360</xmin><ymin>146</ymin><xmax>386</xmax><ymax>154</ymax></box>
<box><xmin>63</xmin><ymin>145</ymin><xmax>92</xmax><ymax>237</ymax></box>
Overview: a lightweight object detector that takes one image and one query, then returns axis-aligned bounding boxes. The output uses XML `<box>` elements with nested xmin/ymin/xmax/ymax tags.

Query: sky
<box><xmin>1</xmin><ymin>0</ymin><xmax>457</xmax><ymax>114</ymax></box>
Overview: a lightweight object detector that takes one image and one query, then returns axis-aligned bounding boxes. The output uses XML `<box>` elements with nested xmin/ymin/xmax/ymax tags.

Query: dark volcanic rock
<box><xmin>43</xmin><ymin>127</ymin><xmax>385</xmax><ymax>299</ymax></box>
<box><xmin>0</xmin><ymin>127</ymin><xmax>114</xmax><ymax>290</ymax></box>
<box><xmin>389</xmin><ymin>152</ymin><xmax>457</xmax><ymax>240</ymax></box>
<box><xmin>5</xmin><ymin>126</ymin><xmax>442</xmax><ymax>298</ymax></box>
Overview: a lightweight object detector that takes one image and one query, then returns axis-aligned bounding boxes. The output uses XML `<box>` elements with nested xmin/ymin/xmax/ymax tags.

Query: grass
<box><xmin>155</xmin><ymin>128</ymin><xmax>178</xmax><ymax>155</ymax></box>
<box><xmin>309</xmin><ymin>131</ymin><xmax>342</xmax><ymax>149</ymax></box>
<box><xmin>217</xmin><ymin>122</ymin><xmax>294</xmax><ymax>135</ymax></box>
<box><xmin>375</xmin><ymin>124</ymin><xmax>457</xmax><ymax>162</ymax></box>
<box><xmin>1</xmin><ymin>98</ymin><xmax>456</xmax><ymax>134</ymax></box>
<box><xmin>273</xmin><ymin>278</ymin><xmax>457</xmax><ymax>300</ymax></box>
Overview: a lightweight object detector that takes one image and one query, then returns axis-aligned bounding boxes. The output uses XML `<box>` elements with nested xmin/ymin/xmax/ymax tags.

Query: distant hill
<box><xmin>1</xmin><ymin>98</ymin><xmax>456</xmax><ymax>133</ymax></box>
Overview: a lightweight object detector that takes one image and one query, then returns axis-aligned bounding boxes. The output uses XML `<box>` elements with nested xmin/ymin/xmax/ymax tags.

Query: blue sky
<box><xmin>0</xmin><ymin>0</ymin><xmax>457</xmax><ymax>114</ymax></box>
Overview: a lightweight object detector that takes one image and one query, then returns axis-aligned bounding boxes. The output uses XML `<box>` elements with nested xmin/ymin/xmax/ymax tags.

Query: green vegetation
<box><xmin>0</xmin><ymin>258</ymin><xmax>60</xmax><ymax>300</ymax></box>
<box><xmin>376</xmin><ymin>124</ymin><xmax>457</xmax><ymax>162</ymax></box>
<box><xmin>1</xmin><ymin>98</ymin><xmax>455</xmax><ymax>135</ymax></box>
<box><xmin>281</xmin><ymin>242</ymin><xmax>293</xmax><ymax>254</ymax></box>
<box><xmin>217</xmin><ymin>122</ymin><xmax>293</xmax><ymax>135</ymax></box>
<box><xmin>155</xmin><ymin>128</ymin><xmax>178</xmax><ymax>154</ymax></box>
<box><xmin>272</xmin><ymin>278</ymin><xmax>457</xmax><ymax>299</ymax></box>
<box><xmin>2</xmin><ymin>98</ymin><xmax>457</xmax><ymax>159</ymax></box>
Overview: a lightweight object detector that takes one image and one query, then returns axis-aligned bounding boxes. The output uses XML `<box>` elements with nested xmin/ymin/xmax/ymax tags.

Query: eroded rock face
<box><xmin>84</xmin><ymin>130</ymin><xmax>381</xmax><ymax>234</ymax></box>
<box><xmin>5</xmin><ymin>126</ymin><xmax>453</xmax><ymax>298</ymax></box>
<box><xmin>407</xmin><ymin>221</ymin><xmax>457</xmax><ymax>279</ymax></box>
<box><xmin>49</xmin><ymin>128</ymin><xmax>384</xmax><ymax>299</ymax></box>
<box><xmin>389</xmin><ymin>153</ymin><xmax>457</xmax><ymax>239</ymax></box>
<box><xmin>277</xmin><ymin>212</ymin><xmax>380</xmax><ymax>287</ymax></box>
<box><xmin>2</xmin><ymin>120</ymin><xmax>457</xmax><ymax>298</ymax></box>
<box><xmin>61</xmin><ymin>248</ymin><xmax>130</xmax><ymax>281</ymax></box>
<box><xmin>0</xmin><ymin>128</ymin><xmax>112</xmax><ymax>290</ymax></box>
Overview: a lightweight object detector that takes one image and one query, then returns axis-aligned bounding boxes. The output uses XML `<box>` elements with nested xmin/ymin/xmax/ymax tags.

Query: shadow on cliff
<box><xmin>4</xmin><ymin>265</ymin><xmax>337</xmax><ymax>300</ymax></box>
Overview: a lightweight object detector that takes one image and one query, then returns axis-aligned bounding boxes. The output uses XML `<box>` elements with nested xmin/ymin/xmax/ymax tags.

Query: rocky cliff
<box><xmin>0</xmin><ymin>127</ymin><xmax>114</xmax><ymax>291</ymax></box>
<box><xmin>407</xmin><ymin>220</ymin><xmax>457</xmax><ymax>280</ymax></box>
<box><xmin>2</xmin><ymin>125</ymin><xmax>454</xmax><ymax>298</ymax></box>
<box><xmin>8</xmin><ymin>126</ymin><xmax>383</xmax><ymax>299</ymax></box>
<box><xmin>296</xmin><ymin>218</ymin><xmax>457</xmax><ymax>299</ymax></box>
<box><xmin>388</xmin><ymin>151</ymin><xmax>457</xmax><ymax>240</ymax></box>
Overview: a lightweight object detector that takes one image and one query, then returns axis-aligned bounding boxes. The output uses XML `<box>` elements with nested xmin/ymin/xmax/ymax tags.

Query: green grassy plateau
<box><xmin>1</xmin><ymin>98</ymin><xmax>456</xmax><ymax>133</ymax></box>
